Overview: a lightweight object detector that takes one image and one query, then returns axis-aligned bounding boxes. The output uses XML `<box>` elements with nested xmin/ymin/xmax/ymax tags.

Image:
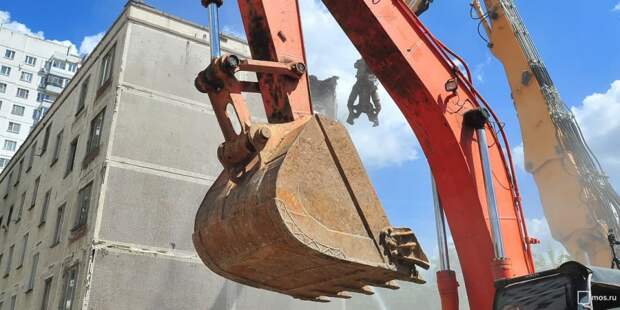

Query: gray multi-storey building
<box><xmin>0</xmin><ymin>1</ymin><xmax>425</xmax><ymax>309</ymax></box>
<box><xmin>0</xmin><ymin>28</ymin><xmax>81</xmax><ymax>171</ymax></box>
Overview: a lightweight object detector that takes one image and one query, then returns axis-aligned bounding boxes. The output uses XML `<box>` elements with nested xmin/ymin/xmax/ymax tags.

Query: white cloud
<box><xmin>613</xmin><ymin>2</ymin><xmax>620</xmax><ymax>12</ymax></box>
<box><xmin>0</xmin><ymin>10</ymin><xmax>101</xmax><ymax>57</ymax></box>
<box><xmin>299</xmin><ymin>0</ymin><xmax>419</xmax><ymax>168</ymax></box>
<box><xmin>0</xmin><ymin>10</ymin><xmax>44</xmax><ymax>39</ymax></box>
<box><xmin>50</xmin><ymin>40</ymin><xmax>78</xmax><ymax>55</ymax></box>
<box><xmin>79</xmin><ymin>32</ymin><xmax>105</xmax><ymax>55</ymax></box>
<box><xmin>512</xmin><ymin>143</ymin><xmax>525</xmax><ymax>170</ymax></box>
<box><xmin>474</xmin><ymin>55</ymin><xmax>492</xmax><ymax>83</ymax></box>
<box><xmin>572</xmin><ymin>80</ymin><xmax>620</xmax><ymax>187</ymax></box>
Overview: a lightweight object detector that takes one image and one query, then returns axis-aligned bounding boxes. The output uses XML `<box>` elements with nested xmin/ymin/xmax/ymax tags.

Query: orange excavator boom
<box><xmin>193</xmin><ymin>0</ymin><xmax>535</xmax><ymax>309</ymax></box>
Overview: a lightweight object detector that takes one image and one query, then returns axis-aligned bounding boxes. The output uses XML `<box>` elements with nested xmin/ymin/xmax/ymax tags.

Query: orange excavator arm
<box><xmin>193</xmin><ymin>1</ymin><xmax>535</xmax><ymax>309</ymax></box>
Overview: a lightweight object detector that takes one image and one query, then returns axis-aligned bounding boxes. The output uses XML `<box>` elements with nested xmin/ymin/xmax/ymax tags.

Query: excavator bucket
<box><xmin>193</xmin><ymin>115</ymin><xmax>430</xmax><ymax>302</ymax></box>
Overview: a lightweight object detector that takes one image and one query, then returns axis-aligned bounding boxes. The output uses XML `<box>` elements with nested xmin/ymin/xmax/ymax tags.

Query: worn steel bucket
<box><xmin>193</xmin><ymin>115</ymin><xmax>429</xmax><ymax>302</ymax></box>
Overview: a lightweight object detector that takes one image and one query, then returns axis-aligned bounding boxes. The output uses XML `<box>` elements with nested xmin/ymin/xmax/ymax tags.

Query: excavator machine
<box><xmin>464</xmin><ymin>0</ymin><xmax>620</xmax><ymax>267</ymax></box>
<box><xmin>192</xmin><ymin>0</ymin><xmax>619</xmax><ymax>309</ymax></box>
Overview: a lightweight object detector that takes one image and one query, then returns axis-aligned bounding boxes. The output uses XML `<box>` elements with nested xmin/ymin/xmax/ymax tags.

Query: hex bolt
<box><xmin>258</xmin><ymin>127</ymin><xmax>271</xmax><ymax>141</ymax></box>
<box><xmin>292</xmin><ymin>62</ymin><xmax>306</xmax><ymax>76</ymax></box>
<box><xmin>223</xmin><ymin>55</ymin><xmax>240</xmax><ymax>73</ymax></box>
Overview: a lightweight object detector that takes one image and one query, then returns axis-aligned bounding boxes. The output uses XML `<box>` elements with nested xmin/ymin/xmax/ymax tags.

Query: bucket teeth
<box><xmin>314</xmin><ymin>291</ymin><xmax>352</xmax><ymax>299</ymax></box>
<box><xmin>367</xmin><ymin>280</ymin><xmax>400</xmax><ymax>290</ymax></box>
<box><xmin>300</xmin><ymin>296</ymin><xmax>330</xmax><ymax>303</ymax></box>
<box><xmin>338</xmin><ymin>285</ymin><xmax>374</xmax><ymax>295</ymax></box>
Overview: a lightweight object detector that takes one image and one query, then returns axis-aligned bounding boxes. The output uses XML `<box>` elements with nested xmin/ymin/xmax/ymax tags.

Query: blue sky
<box><xmin>2</xmin><ymin>0</ymin><xmax>619</xmax><ymax>260</ymax></box>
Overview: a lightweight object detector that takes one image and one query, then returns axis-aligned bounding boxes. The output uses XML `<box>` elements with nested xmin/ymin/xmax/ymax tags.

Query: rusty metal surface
<box><xmin>193</xmin><ymin>115</ymin><xmax>429</xmax><ymax>302</ymax></box>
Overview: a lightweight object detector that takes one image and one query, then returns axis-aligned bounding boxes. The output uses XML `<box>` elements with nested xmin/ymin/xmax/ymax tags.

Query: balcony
<box><xmin>44</xmin><ymin>83</ymin><xmax>64</xmax><ymax>94</ymax></box>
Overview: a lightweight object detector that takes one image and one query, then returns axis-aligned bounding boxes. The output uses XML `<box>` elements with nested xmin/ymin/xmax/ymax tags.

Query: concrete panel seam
<box><xmin>119</xmin><ymin>81</ymin><xmax>217</xmax><ymax>115</ymax></box>
<box><xmin>106</xmin><ymin>155</ymin><xmax>217</xmax><ymax>184</ymax></box>
<box><xmin>127</xmin><ymin>17</ymin><xmax>251</xmax><ymax>57</ymax></box>
<box><xmin>93</xmin><ymin>239</ymin><xmax>203</xmax><ymax>264</ymax></box>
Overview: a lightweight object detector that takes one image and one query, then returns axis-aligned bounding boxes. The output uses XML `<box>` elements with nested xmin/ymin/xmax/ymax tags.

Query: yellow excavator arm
<box><xmin>471</xmin><ymin>0</ymin><xmax>620</xmax><ymax>266</ymax></box>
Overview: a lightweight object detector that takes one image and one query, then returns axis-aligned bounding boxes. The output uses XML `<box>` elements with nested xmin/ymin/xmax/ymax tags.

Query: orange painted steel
<box><xmin>194</xmin><ymin>0</ymin><xmax>536</xmax><ymax>309</ymax></box>
<box><xmin>320</xmin><ymin>1</ymin><xmax>534</xmax><ymax>308</ymax></box>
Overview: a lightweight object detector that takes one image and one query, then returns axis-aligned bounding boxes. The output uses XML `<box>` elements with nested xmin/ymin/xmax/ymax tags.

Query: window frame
<box><xmin>41</xmin><ymin>124</ymin><xmax>52</xmax><ymax>154</ymax></box>
<box><xmin>24</xmin><ymin>55</ymin><xmax>36</xmax><ymax>66</ymax></box>
<box><xmin>11</xmin><ymin>104</ymin><xmax>25</xmax><ymax>116</ymax></box>
<box><xmin>4</xmin><ymin>244</ymin><xmax>14</xmax><ymax>277</ymax></box>
<box><xmin>40</xmin><ymin>276</ymin><xmax>53</xmax><ymax>310</ymax></box>
<box><xmin>7</xmin><ymin>122</ymin><xmax>21</xmax><ymax>134</ymax></box>
<box><xmin>26</xmin><ymin>252</ymin><xmax>39</xmax><ymax>293</ymax></box>
<box><xmin>40</xmin><ymin>190</ymin><xmax>52</xmax><ymax>227</ymax></box>
<box><xmin>17</xmin><ymin>233</ymin><xmax>28</xmax><ymax>269</ymax></box>
<box><xmin>27</xmin><ymin>141</ymin><xmax>37</xmax><ymax>172</ymax></box>
<box><xmin>16</xmin><ymin>88</ymin><xmax>29</xmax><ymax>99</ymax></box>
<box><xmin>59</xmin><ymin>264</ymin><xmax>78</xmax><ymax>310</ymax></box>
<box><xmin>76</xmin><ymin>77</ymin><xmax>90</xmax><ymax>115</ymax></box>
<box><xmin>97</xmin><ymin>45</ymin><xmax>116</xmax><ymax>94</ymax></box>
<box><xmin>4</xmin><ymin>49</ymin><xmax>15</xmax><ymax>60</ymax></box>
<box><xmin>73</xmin><ymin>182</ymin><xmax>93</xmax><ymax>231</ymax></box>
<box><xmin>65</xmin><ymin>137</ymin><xmax>78</xmax><ymax>177</ymax></box>
<box><xmin>20</xmin><ymin>71</ymin><xmax>33</xmax><ymax>83</ymax></box>
<box><xmin>83</xmin><ymin>109</ymin><xmax>105</xmax><ymax>165</ymax></box>
<box><xmin>30</xmin><ymin>176</ymin><xmax>40</xmax><ymax>210</ymax></box>
<box><xmin>51</xmin><ymin>203</ymin><xmax>64</xmax><ymax>246</ymax></box>
<box><xmin>3</xmin><ymin>140</ymin><xmax>17</xmax><ymax>151</ymax></box>
<box><xmin>0</xmin><ymin>65</ymin><xmax>11</xmax><ymax>76</ymax></box>
<box><xmin>51</xmin><ymin>129</ymin><xmax>64</xmax><ymax>166</ymax></box>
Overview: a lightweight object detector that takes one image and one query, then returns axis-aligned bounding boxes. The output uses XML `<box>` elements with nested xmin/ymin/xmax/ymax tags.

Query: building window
<box><xmin>1</xmin><ymin>65</ymin><xmax>11</xmax><ymax>76</ymax></box>
<box><xmin>99</xmin><ymin>45</ymin><xmax>115</xmax><ymax>89</ymax></box>
<box><xmin>52</xmin><ymin>129</ymin><xmax>64</xmax><ymax>165</ymax></box>
<box><xmin>17</xmin><ymin>233</ymin><xmax>28</xmax><ymax>268</ymax></box>
<box><xmin>4</xmin><ymin>244</ymin><xmax>14</xmax><ymax>277</ymax></box>
<box><xmin>28</xmin><ymin>141</ymin><xmax>37</xmax><ymax>171</ymax></box>
<box><xmin>4</xmin><ymin>172</ymin><xmax>12</xmax><ymax>199</ymax></box>
<box><xmin>52</xmin><ymin>59</ymin><xmax>65</xmax><ymax>70</ymax></box>
<box><xmin>33</xmin><ymin>106</ymin><xmax>49</xmax><ymax>123</ymax></box>
<box><xmin>4</xmin><ymin>140</ymin><xmax>17</xmax><ymax>151</ymax></box>
<box><xmin>40</xmin><ymin>190</ymin><xmax>52</xmax><ymax>226</ymax></box>
<box><xmin>7</xmin><ymin>122</ymin><xmax>21</xmax><ymax>134</ymax></box>
<box><xmin>20</xmin><ymin>71</ymin><xmax>33</xmax><ymax>83</ymax></box>
<box><xmin>25</xmin><ymin>55</ymin><xmax>36</xmax><ymax>66</ymax></box>
<box><xmin>15</xmin><ymin>158</ymin><xmax>23</xmax><ymax>186</ymax></box>
<box><xmin>46</xmin><ymin>75</ymin><xmax>67</xmax><ymax>88</ymax></box>
<box><xmin>76</xmin><ymin>77</ymin><xmax>89</xmax><ymax>115</ymax></box>
<box><xmin>85</xmin><ymin>109</ymin><xmax>105</xmax><ymax>160</ymax></box>
<box><xmin>60</xmin><ymin>264</ymin><xmax>78</xmax><ymax>310</ymax></box>
<box><xmin>9</xmin><ymin>295</ymin><xmax>16</xmax><ymax>310</ymax></box>
<box><xmin>11</xmin><ymin>104</ymin><xmax>25</xmax><ymax>116</ymax></box>
<box><xmin>16</xmin><ymin>191</ymin><xmax>26</xmax><ymax>222</ymax></box>
<box><xmin>4</xmin><ymin>49</ymin><xmax>15</xmax><ymax>60</ymax></box>
<box><xmin>65</xmin><ymin>137</ymin><xmax>78</xmax><ymax>177</ymax></box>
<box><xmin>26</xmin><ymin>252</ymin><xmax>39</xmax><ymax>292</ymax></box>
<box><xmin>37</xmin><ymin>93</ymin><xmax>55</xmax><ymax>103</ymax></box>
<box><xmin>31</xmin><ymin>177</ymin><xmax>40</xmax><ymax>209</ymax></box>
<box><xmin>67</xmin><ymin>62</ymin><xmax>78</xmax><ymax>72</ymax></box>
<box><xmin>52</xmin><ymin>203</ymin><xmax>64</xmax><ymax>246</ymax></box>
<box><xmin>0</xmin><ymin>157</ymin><xmax>9</xmax><ymax>168</ymax></box>
<box><xmin>41</xmin><ymin>277</ymin><xmax>53</xmax><ymax>310</ymax></box>
<box><xmin>73</xmin><ymin>183</ymin><xmax>92</xmax><ymax>230</ymax></box>
<box><xmin>41</xmin><ymin>124</ymin><xmax>52</xmax><ymax>154</ymax></box>
<box><xmin>0</xmin><ymin>82</ymin><xmax>6</xmax><ymax>93</ymax></box>
<box><xmin>16</xmin><ymin>88</ymin><xmax>29</xmax><ymax>99</ymax></box>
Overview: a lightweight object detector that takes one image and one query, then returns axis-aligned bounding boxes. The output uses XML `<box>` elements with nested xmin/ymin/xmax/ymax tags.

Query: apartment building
<box><xmin>0</xmin><ymin>1</ymin><xmax>419</xmax><ymax>309</ymax></box>
<box><xmin>0</xmin><ymin>28</ymin><xmax>81</xmax><ymax>171</ymax></box>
